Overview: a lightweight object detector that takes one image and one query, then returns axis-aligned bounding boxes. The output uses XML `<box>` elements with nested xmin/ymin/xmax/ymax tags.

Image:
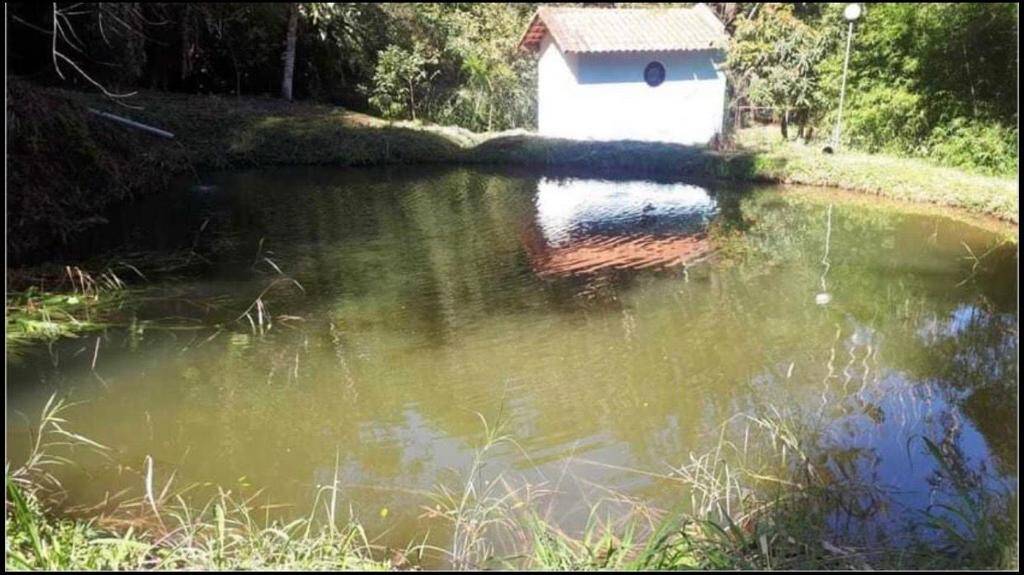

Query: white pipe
<box><xmin>87</xmin><ymin>108</ymin><xmax>175</xmax><ymax>139</ymax></box>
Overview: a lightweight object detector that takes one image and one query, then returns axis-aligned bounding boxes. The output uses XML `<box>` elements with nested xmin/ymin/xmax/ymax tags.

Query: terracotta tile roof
<box><xmin>519</xmin><ymin>4</ymin><xmax>727</xmax><ymax>54</ymax></box>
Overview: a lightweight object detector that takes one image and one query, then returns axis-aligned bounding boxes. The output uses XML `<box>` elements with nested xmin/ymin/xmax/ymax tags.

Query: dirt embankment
<box><xmin>7</xmin><ymin>79</ymin><xmax>192</xmax><ymax>264</ymax></box>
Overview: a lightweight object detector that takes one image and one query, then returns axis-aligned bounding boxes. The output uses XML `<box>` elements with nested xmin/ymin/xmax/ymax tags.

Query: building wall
<box><xmin>537</xmin><ymin>38</ymin><xmax>726</xmax><ymax>145</ymax></box>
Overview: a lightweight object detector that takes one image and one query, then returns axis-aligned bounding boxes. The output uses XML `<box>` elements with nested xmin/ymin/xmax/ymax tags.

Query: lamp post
<box><xmin>829</xmin><ymin>3</ymin><xmax>861</xmax><ymax>153</ymax></box>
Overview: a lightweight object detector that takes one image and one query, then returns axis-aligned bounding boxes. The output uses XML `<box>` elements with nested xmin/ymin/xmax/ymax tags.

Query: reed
<box><xmin>5</xmin><ymin>395</ymin><xmax>1017</xmax><ymax>570</ymax></box>
<box><xmin>5</xmin><ymin>265</ymin><xmax>133</xmax><ymax>355</ymax></box>
<box><xmin>5</xmin><ymin>394</ymin><xmax>392</xmax><ymax>571</ymax></box>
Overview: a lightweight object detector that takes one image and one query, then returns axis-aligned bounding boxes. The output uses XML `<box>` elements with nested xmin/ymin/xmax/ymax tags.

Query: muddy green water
<box><xmin>6</xmin><ymin>167</ymin><xmax>1018</xmax><ymax>560</ymax></box>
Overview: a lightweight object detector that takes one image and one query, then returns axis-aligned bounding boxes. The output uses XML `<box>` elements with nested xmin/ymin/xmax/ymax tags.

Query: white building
<box><xmin>519</xmin><ymin>4</ymin><xmax>728</xmax><ymax>145</ymax></box>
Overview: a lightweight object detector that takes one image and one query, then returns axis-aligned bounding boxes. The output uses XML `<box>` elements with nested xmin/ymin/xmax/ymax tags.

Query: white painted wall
<box><xmin>537</xmin><ymin>37</ymin><xmax>726</xmax><ymax>145</ymax></box>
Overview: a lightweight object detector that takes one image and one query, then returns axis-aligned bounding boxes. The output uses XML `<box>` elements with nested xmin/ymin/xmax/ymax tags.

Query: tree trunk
<box><xmin>408</xmin><ymin>78</ymin><xmax>416</xmax><ymax>121</ymax></box>
<box><xmin>780</xmin><ymin>109</ymin><xmax>789</xmax><ymax>140</ymax></box>
<box><xmin>180</xmin><ymin>4</ymin><xmax>192</xmax><ymax>82</ymax></box>
<box><xmin>280</xmin><ymin>5</ymin><xmax>298</xmax><ymax>101</ymax></box>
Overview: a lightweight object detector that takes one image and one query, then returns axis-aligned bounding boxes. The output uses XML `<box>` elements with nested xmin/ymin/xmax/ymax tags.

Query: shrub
<box><xmin>366</xmin><ymin>44</ymin><xmax>437</xmax><ymax>121</ymax></box>
<box><xmin>841</xmin><ymin>85</ymin><xmax>930</xmax><ymax>155</ymax></box>
<box><xmin>925</xmin><ymin>117</ymin><xmax>1018</xmax><ymax>176</ymax></box>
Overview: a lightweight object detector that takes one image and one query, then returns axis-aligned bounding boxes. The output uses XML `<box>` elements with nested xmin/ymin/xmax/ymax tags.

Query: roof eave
<box><xmin>517</xmin><ymin>9</ymin><xmax>552</xmax><ymax>53</ymax></box>
<box><xmin>518</xmin><ymin>6</ymin><xmax>728</xmax><ymax>55</ymax></box>
<box><xmin>562</xmin><ymin>44</ymin><xmax>727</xmax><ymax>55</ymax></box>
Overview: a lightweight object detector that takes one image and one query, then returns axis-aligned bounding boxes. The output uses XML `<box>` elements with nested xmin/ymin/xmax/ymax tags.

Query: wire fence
<box><xmin>729</xmin><ymin>105</ymin><xmax>784</xmax><ymax>128</ymax></box>
<box><xmin>726</xmin><ymin>104</ymin><xmax>828</xmax><ymax>147</ymax></box>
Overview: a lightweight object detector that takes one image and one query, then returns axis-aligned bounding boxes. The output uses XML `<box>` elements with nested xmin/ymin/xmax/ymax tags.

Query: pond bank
<box><xmin>7</xmin><ymin>80</ymin><xmax>1017</xmax><ymax>264</ymax></box>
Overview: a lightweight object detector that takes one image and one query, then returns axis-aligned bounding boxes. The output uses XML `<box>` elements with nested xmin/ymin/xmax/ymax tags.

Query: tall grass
<box><xmin>5</xmin><ymin>266</ymin><xmax>133</xmax><ymax>356</ymax></box>
<box><xmin>235</xmin><ymin>247</ymin><xmax>306</xmax><ymax>337</ymax></box>
<box><xmin>5</xmin><ymin>395</ymin><xmax>136</xmax><ymax>570</ymax></box>
<box><xmin>916</xmin><ymin>435</ymin><xmax>1019</xmax><ymax>569</ymax></box>
<box><xmin>416</xmin><ymin>407</ymin><xmax>552</xmax><ymax>569</ymax></box>
<box><xmin>5</xmin><ymin>395</ymin><xmax>1018</xmax><ymax>570</ymax></box>
<box><xmin>514</xmin><ymin>406</ymin><xmax>1017</xmax><ymax>571</ymax></box>
<box><xmin>5</xmin><ymin>394</ymin><xmax>391</xmax><ymax>571</ymax></box>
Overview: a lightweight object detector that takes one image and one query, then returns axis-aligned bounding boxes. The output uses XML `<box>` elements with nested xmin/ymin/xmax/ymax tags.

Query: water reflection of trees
<box><xmin>907</xmin><ymin>303</ymin><xmax>1018</xmax><ymax>475</ymax></box>
<box><xmin>171</xmin><ymin>173</ymin><xmax>1018</xmax><ymax>483</ymax></box>
<box><xmin>711</xmin><ymin>197</ymin><xmax>1017</xmax><ymax>545</ymax></box>
<box><xmin>13</xmin><ymin>168</ymin><xmax>1016</xmax><ymax>541</ymax></box>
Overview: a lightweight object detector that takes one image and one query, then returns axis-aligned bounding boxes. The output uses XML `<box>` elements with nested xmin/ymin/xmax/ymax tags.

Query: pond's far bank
<box><xmin>8</xmin><ymin>81</ymin><xmax>1017</xmax><ymax>264</ymax></box>
<box><xmin>465</xmin><ymin>133</ymin><xmax>1019</xmax><ymax>224</ymax></box>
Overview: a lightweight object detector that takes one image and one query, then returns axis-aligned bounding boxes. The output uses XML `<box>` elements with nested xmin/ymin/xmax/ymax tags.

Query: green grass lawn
<box><xmin>78</xmin><ymin>89</ymin><xmax>1017</xmax><ymax>224</ymax></box>
<box><xmin>731</xmin><ymin>126</ymin><xmax>1018</xmax><ymax>223</ymax></box>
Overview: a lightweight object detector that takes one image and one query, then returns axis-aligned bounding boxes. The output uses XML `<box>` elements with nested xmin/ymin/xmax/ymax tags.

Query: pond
<box><xmin>6</xmin><ymin>166</ymin><xmax>1018</xmax><ymax>562</ymax></box>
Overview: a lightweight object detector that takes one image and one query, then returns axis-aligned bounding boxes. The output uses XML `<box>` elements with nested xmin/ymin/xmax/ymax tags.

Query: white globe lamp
<box><xmin>844</xmin><ymin>3</ymin><xmax>862</xmax><ymax>22</ymax></box>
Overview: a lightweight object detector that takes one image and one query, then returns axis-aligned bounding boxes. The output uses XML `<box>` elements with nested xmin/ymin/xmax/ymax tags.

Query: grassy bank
<box><xmin>85</xmin><ymin>91</ymin><xmax>1022</xmax><ymax>225</ymax></box>
<box><xmin>731</xmin><ymin>126</ymin><xmax>1018</xmax><ymax>224</ymax></box>
<box><xmin>6</xmin><ymin>395</ymin><xmax>1017</xmax><ymax>571</ymax></box>
<box><xmin>88</xmin><ymin>88</ymin><xmax>1020</xmax><ymax>226</ymax></box>
<box><xmin>8</xmin><ymin>80</ymin><xmax>1016</xmax><ymax>264</ymax></box>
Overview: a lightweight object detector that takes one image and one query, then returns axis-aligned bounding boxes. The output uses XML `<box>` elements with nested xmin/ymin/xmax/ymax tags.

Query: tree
<box><xmin>434</xmin><ymin>3</ymin><xmax>535</xmax><ymax>131</ymax></box>
<box><xmin>363</xmin><ymin>3</ymin><xmax>536</xmax><ymax>131</ymax></box>
<box><xmin>727</xmin><ymin>4</ymin><xmax>830</xmax><ymax>140</ymax></box>
<box><xmin>367</xmin><ymin>43</ymin><xmax>436</xmax><ymax>121</ymax></box>
<box><xmin>817</xmin><ymin>3</ymin><xmax>1018</xmax><ymax>172</ymax></box>
<box><xmin>280</xmin><ymin>3</ymin><xmax>299</xmax><ymax>101</ymax></box>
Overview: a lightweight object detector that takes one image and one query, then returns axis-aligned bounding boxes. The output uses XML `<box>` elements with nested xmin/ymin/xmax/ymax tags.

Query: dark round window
<box><xmin>644</xmin><ymin>62</ymin><xmax>666</xmax><ymax>87</ymax></box>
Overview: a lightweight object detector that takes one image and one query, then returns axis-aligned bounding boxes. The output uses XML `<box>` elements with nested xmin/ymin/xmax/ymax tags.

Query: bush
<box><xmin>366</xmin><ymin>44</ymin><xmax>437</xmax><ymax>121</ymax></box>
<box><xmin>841</xmin><ymin>85</ymin><xmax>931</xmax><ymax>155</ymax></box>
<box><xmin>925</xmin><ymin>117</ymin><xmax>1018</xmax><ymax>176</ymax></box>
<box><xmin>839</xmin><ymin>86</ymin><xmax>1018</xmax><ymax>177</ymax></box>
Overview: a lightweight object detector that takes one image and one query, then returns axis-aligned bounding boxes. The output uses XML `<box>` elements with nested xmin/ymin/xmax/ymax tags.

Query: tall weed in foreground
<box><xmin>517</xmin><ymin>409</ymin><xmax>864</xmax><ymax>570</ymax></box>
<box><xmin>516</xmin><ymin>405</ymin><xmax>1018</xmax><ymax>571</ymax></box>
<box><xmin>4</xmin><ymin>395</ymin><xmax>391</xmax><ymax>571</ymax></box>
<box><xmin>417</xmin><ymin>407</ymin><xmax>546</xmax><ymax>569</ymax></box>
<box><xmin>6</xmin><ymin>395</ymin><xmax>1018</xmax><ymax>570</ymax></box>
<box><xmin>4</xmin><ymin>395</ymin><xmax>150</xmax><ymax>570</ymax></box>
<box><xmin>916</xmin><ymin>435</ymin><xmax>1018</xmax><ymax>569</ymax></box>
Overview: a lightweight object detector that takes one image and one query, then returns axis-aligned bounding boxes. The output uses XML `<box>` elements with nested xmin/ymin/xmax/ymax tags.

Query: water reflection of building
<box><xmin>522</xmin><ymin>178</ymin><xmax>718</xmax><ymax>277</ymax></box>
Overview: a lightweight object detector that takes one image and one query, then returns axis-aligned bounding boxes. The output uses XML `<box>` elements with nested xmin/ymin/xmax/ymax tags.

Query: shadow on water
<box><xmin>467</xmin><ymin>134</ymin><xmax>773</xmax><ymax>183</ymax></box>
